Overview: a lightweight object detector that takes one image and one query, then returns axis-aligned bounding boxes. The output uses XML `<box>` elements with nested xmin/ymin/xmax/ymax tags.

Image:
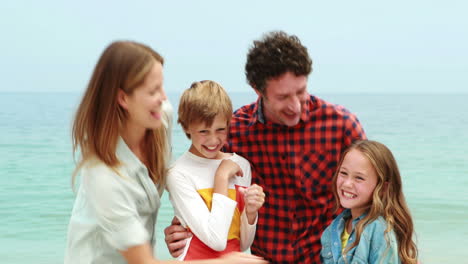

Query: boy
<box><xmin>166</xmin><ymin>80</ymin><xmax>265</xmax><ymax>260</ymax></box>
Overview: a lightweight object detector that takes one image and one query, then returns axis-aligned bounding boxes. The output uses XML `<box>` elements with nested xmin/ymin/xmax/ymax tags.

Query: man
<box><xmin>165</xmin><ymin>31</ymin><xmax>366</xmax><ymax>263</ymax></box>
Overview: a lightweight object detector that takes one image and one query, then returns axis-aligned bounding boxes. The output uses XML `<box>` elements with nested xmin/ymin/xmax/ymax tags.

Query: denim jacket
<box><xmin>320</xmin><ymin>209</ymin><xmax>400</xmax><ymax>264</ymax></box>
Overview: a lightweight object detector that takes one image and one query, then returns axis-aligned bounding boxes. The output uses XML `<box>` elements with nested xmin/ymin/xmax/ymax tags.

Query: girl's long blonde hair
<box><xmin>332</xmin><ymin>140</ymin><xmax>418</xmax><ymax>264</ymax></box>
<box><xmin>72</xmin><ymin>41</ymin><xmax>169</xmax><ymax>191</ymax></box>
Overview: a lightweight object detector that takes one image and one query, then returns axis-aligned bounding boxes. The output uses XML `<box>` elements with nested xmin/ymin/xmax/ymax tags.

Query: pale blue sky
<box><xmin>1</xmin><ymin>0</ymin><xmax>467</xmax><ymax>93</ymax></box>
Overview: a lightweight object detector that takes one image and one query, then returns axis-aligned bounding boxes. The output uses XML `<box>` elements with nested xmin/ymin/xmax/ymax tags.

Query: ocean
<box><xmin>0</xmin><ymin>92</ymin><xmax>467</xmax><ymax>263</ymax></box>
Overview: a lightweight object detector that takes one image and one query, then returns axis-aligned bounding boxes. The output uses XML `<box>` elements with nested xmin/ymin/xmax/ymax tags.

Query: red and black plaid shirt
<box><xmin>226</xmin><ymin>95</ymin><xmax>366</xmax><ymax>263</ymax></box>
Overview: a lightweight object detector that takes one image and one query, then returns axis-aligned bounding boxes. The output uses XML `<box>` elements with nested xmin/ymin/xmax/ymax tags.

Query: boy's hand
<box><xmin>240</xmin><ymin>184</ymin><xmax>265</xmax><ymax>224</ymax></box>
<box><xmin>216</xmin><ymin>159</ymin><xmax>243</xmax><ymax>180</ymax></box>
<box><xmin>214</xmin><ymin>159</ymin><xmax>243</xmax><ymax>197</ymax></box>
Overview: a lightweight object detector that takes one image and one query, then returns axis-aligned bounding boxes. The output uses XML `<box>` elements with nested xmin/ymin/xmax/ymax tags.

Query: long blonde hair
<box><xmin>332</xmin><ymin>140</ymin><xmax>418</xmax><ymax>264</ymax></box>
<box><xmin>72</xmin><ymin>41</ymin><xmax>169</xmax><ymax>190</ymax></box>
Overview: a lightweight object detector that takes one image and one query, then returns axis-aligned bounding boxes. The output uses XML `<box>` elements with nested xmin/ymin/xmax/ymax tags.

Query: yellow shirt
<box><xmin>341</xmin><ymin>226</ymin><xmax>350</xmax><ymax>252</ymax></box>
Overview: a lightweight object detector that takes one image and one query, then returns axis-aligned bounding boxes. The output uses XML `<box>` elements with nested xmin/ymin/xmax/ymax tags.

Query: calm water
<box><xmin>0</xmin><ymin>92</ymin><xmax>467</xmax><ymax>263</ymax></box>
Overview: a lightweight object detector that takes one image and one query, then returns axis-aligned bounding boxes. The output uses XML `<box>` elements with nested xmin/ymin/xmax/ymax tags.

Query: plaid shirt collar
<box><xmin>252</xmin><ymin>95</ymin><xmax>317</xmax><ymax>125</ymax></box>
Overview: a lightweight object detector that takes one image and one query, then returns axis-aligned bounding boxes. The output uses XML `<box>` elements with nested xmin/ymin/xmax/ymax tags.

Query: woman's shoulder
<box><xmin>80</xmin><ymin>159</ymin><xmax>131</xmax><ymax>190</ymax></box>
<box><xmin>81</xmin><ymin>159</ymin><xmax>118</xmax><ymax>177</ymax></box>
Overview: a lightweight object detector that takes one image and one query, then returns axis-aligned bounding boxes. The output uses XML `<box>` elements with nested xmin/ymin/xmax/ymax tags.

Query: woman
<box><xmin>64</xmin><ymin>41</ymin><xmax>266</xmax><ymax>264</ymax></box>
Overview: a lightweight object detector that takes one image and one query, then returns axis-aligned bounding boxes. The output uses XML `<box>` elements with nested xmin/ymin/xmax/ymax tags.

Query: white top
<box><xmin>166</xmin><ymin>151</ymin><xmax>257</xmax><ymax>260</ymax></box>
<box><xmin>64</xmin><ymin>100</ymin><xmax>172</xmax><ymax>264</ymax></box>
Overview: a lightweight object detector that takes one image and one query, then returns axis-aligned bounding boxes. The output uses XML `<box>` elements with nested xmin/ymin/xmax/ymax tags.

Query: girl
<box><xmin>321</xmin><ymin>140</ymin><xmax>418</xmax><ymax>264</ymax></box>
<box><xmin>64</xmin><ymin>41</ymin><xmax>266</xmax><ymax>264</ymax></box>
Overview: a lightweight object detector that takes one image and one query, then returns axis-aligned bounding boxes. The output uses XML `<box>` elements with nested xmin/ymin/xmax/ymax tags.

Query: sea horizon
<box><xmin>1</xmin><ymin>92</ymin><xmax>467</xmax><ymax>263</ymax></box>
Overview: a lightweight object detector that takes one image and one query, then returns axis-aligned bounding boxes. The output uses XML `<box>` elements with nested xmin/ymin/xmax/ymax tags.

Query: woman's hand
<box><xmin>220</xmin><ymin>252</ymin><xmax>268</xmax><ymax>264</ymax></box>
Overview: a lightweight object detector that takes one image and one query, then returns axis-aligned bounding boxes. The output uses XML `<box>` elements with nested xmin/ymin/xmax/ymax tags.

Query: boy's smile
<box><xmin>185</xmin><ymin>114</ymin><xmax>229</xmax><ymax>160</ymax></box>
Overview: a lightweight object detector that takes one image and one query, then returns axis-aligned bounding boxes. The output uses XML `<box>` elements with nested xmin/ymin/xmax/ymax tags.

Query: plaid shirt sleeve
<box><xmin>227</xmin><ymin>95</ymin><xmax>366</xmax><ymax>263</ymax></box>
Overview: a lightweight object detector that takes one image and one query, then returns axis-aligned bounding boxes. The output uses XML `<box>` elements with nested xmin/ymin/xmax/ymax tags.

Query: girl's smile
<box><xmin>336</xmin><ymin>149</ymin><xmax>378</xmax><ymax>218</ymax></box>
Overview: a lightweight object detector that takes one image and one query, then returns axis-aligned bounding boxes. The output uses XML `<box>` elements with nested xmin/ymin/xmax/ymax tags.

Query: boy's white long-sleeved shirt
<box><xmin>166</xmin><ymin>151</ymin><xmax>257</xmax><ymax>260</ymax></box>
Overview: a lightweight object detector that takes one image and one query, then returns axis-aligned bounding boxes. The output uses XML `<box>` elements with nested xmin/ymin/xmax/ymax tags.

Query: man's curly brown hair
<box><xmin>245</xmin><ymin>31</ymin><xmax>312</xmax><ymax>94</ymax></box>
